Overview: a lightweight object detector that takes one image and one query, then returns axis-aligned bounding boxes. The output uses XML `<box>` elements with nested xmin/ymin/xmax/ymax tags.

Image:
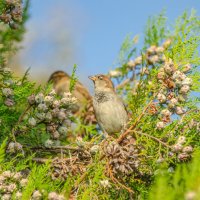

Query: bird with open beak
<box><xmin>89</xmin><ymin>74</ymin><xmax>128</xmax><ymax>137</ymax></box>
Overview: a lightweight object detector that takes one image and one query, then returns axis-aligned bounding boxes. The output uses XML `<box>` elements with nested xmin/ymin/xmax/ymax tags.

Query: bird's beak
<box><xmin>88</xmin><ymin>75</ymin><xmax>96</xmax><ymax>82</ymax></box>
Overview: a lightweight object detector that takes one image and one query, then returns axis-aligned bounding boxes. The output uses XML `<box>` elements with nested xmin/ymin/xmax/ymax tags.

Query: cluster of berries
<box><xmin>27</xmin><ymin>90</ymin><xmax>77</xmax><ymax>141</ymax></box>
<box><xmin>0</xmin><ymin>0</ymin><xmax>22</xmax><ymax>29</ymax></box>
<box><xmin>0</xmin><ymin>170</ymin><xmax>28</xmax><ymax>200</ymax></box>
<box><xmin>156</xmin><ymin>60</ymin><xmax>192</xmax><ymax>129</ymax></box>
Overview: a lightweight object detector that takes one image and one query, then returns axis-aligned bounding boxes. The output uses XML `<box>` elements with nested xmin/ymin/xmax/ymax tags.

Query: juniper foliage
<box><xmin>0</xmin><ymin>5</ymin><xmax>200</xmax><ymax>200</ymax></box>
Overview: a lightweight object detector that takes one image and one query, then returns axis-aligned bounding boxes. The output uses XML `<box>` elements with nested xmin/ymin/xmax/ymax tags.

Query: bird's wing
<box><xmin>75</xmin><ymin>81</ymin><xmax>92</xmax><ymax>101</ymax></box>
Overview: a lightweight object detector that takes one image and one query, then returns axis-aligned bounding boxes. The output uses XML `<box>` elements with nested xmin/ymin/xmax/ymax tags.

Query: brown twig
<box><xmin>11</xmin><ymin>104</ymin><xmax>32</xmax><ymax>142</ymax></box>
<box><xmin>133</xmin><ymin>130</ymin><xmax>172</xmax><ymax>149</ymax></box>
<box><xmin>117</xmin><ymin>97</ymin><xmax>155</xmax><ymax>144</ymax></box>
<box><xmin>169</xmin><ymin>109</ymin><xmax>197</xmax><ymax>134</ymax></box>
<box><xmin>106</xmin><ymin>161</ymin><xmax>134</xmax><ymax>194</ymax></box>
<box><xmin>32</xmin><ymin>157</ymin><xmax>49</xmax><ymax>163</ymax></box>
<box><xmin>72</xmin><ymin>163</ymin><xmax>96</xmax><ymax>192</ymax></box>
<box><xmin>115</xmin><ymin>78</ymin><xmax>132</xmax><ymax>90</ymax></box>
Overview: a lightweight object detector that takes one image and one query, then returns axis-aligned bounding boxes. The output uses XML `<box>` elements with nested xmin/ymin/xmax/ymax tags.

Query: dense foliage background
<box><xmin>0</xmin><ymin>1</ymin><xmax>200</xmax><ymax>199</ymax></box>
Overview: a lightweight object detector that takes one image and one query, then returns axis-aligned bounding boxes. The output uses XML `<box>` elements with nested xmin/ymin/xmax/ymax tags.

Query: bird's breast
<box><xmin>93</xmin><ymin>95</ymin><xmax>128</xmax><ymax>134</ymax></box>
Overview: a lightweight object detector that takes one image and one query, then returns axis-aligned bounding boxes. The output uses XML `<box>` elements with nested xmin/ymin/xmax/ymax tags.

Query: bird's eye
<box><xmin>98</xmin><ymin>76</ymin><xmax>103</xmax><ymax>80</ymax></box>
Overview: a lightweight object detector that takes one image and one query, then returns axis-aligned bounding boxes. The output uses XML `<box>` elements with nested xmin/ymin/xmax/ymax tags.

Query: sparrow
<box><xmin>48</xmin><ymin>71</ymin><xmax>91</xmax><ymax>112</ymax></box>
<box><xmin>89</xmin><ymin>74</ymin><xmax>128</xmax><ymax>136</ymax></box>
<box><xmin>49</xmin><ymin>71</ymin><xmax>96</xmax><ymax>125</ymax></box>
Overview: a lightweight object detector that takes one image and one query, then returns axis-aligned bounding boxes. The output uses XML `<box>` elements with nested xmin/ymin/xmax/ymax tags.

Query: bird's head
<box><xmin>89</xmin><ymin>74</ymin><xmax>114</xmax><ymax>92</ymax></box>
<box><xmin>48</xmin><ymin>71</ymin><xmax>70</xmax><ymax>84</ymax></box>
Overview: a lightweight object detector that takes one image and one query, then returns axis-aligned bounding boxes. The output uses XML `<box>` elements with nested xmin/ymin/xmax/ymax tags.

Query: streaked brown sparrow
<box><xmin>89</xmin><ymin>74</ymin><xmax>128</xmax><ymax>136</ymax></box>
<box><xmin>49</xmin><ymin>71</ymin><xmax>91</xmax><ymax>111</ymax></box>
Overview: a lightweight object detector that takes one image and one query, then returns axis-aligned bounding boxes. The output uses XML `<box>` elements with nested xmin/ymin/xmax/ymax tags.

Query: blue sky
<box><xmin>18</xmin><ymin>0</ymin><xmax>200</xmax><ymax>87</ymax></box>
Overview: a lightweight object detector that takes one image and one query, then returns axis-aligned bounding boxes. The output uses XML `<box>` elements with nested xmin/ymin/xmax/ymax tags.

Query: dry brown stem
<box><xmin>106</xmin><ymin>161</ymin><xmax>134</xmax><ymax>194</ymax></box>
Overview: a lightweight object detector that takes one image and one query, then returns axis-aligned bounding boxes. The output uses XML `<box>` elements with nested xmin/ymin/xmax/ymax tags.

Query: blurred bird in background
<box><xmin>48</xmin><ymin>70</ymin><xmax>96</xmax><ymax>125</ymax></box>
<box><xmin>89</xmin><ymin>74</ymin><xmax>128</xmax><ymax>137</ymax></box>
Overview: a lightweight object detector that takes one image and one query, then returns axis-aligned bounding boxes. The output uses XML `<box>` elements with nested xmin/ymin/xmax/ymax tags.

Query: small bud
<box><xmin>140</xmin><ymin>67</ymin><xmax>149</xmax><ymax>75</ymax></box>
<box><xmin>109</xmin><ymin>70</ymin><xmax>122</xmax><ymax>77</ymax></box>
<box><xmin>7</xmin><ymin>142</ymin><xmax>15</xmax><ymax>153</ymax></box>
<box><xmin>28</xmin><ymin>117</ymin><xmax>37</xmax><ymax>127</ymax></box>
<box><xmin>20</xmin><ymin>178</ymin><xmax>28</xmax><ymax>187</ymax></box>
<box><xmin>179</xmin><ymin>85</ymin><xmax>190</xmax><ymax>94</ymax></box>
<box><xmin>49</xmin><ymin>89</ymin><xmax>56</xmax><ymax>96</ymax></box>
<box><xmin>3</xmin><ymin>67</ymin><xmax>12</xmax><ymax>73</ymax></box>
<box><xmin>161</xmin><ymin>109</ymin><xmax>171</xmax><ymax>116</ymax></box>
<box><xmin>175</xmin><ymin>106</ymin><xmax>185</xmax><ymax>115</ymax></box>
<box><xmin>57</xmin><ymin>111</ymin><xmax>66</xmax><ymax>121</ymax></box>
<box><xmin>157</xmin><ymin>71</ymin><xmax>165</xmax><ymax>80</ymax></box>
<box><xmin>63</xmin><ymin>92</ymin><xmax>72</xmax><ymax>98</ymax></box>
<box><xmin>188</xmin><ymin>119</ymin><xmax>198</xmax><ymax>129</ymax></box>
<box><xmin>160</xmin><ymin>54</ymin><xmax>167</xmax><ymax>62</ymax></box>
<box><xmin>7</xmin><ymin>142</ymin><xmax>22</xmax><ymax>153</ymax></box>
<box><xmin>35</xmin><ymin>112</ymin><xmax>45</xmax><ymax>120</ymax></box>
<box><xmin>58</xmin><ymin>126</ymin><xmax>67</xmax><ymax>136</ymax></box>
<box><xmin>48</xmin><ymin>192</ymin><xmax>59</xmax><ymax>200</ymax></box>
<box><xmin>178</xmin><ymin>94</ymin><xmax>187</xmax><ymax>102</ymax></box>
<box><xmin>0</xmin><ymin>175</ymin><xmax>6</xmax><ymax>183</ymax></box>
<box><xmin>2</xmin><ymin>170</ymin><xmax>12</xmax><ymax>178</ymax></box>
<box><xmin>100</xmin><ymin>180</ymin><xmax>111</xmax><ymax>188</ymax></box>
<box><xmin>185</xmin><ymin>191</ymin><xmax>196</xmax><ymax>200</ymax></box>
<box><xmin>162</xmin><ymin>39</ymin><xmax>172</xmax><ymax>49</ymax></box>
<box><xmin>90</xmin><ymin>145</ymin><xmax>99</xmax><ymax>154</ymax></box>
<box><xmin>164</xmin><ymin>63</ymin><xmax>174</xmax><ymax>75</ymax></box>
<box><xmin>37</xmin><ymin>103</ymin><xmax>48</xmax><ymax>112</ymax></box>
<box><xmin>182</xmin><ymin>146</ymin><xmax>193</xmax><ymax>153</ymax></box>
<box><xmin>16</xmin><ymin>192</ymin><xmax>22</xmax><ymax>199</ymax></box>
<box><xmin>51</xmin><ymin>108</ymin><xmax>59</xmax><ymax>117</ymax></box>
<box><xmin>127</xmin><ymin>60</ymin><xmax>136</xmax><ymax>68</ymax></box>
<box><xmin>44</xmin><ymin>96</ymin><xmax>54</xmax><ymax>106</ymax></box>
<box><xmin>156</xmin><ymin>46</ymin><xmax>164</xmax><ymax>54</ymax></box>
<box><xmin>156</xmin><ymin>157</ymin><xmax>165</xmax><ymax>164</ymax></box>
<box><xmin>134</xmin><ymin>56</ymin><xmax>142</xmax><ymax>65</ymax></box>
<box><xmin>4</xmin><ymin>79</ymin><xmax>14</xmax><ymax>86</ymax></box>
<box><xmin>2</xmin><ymin>88</ymin><xmax>13</xmax><ymax>97</ymax></box>
<box><xmin>7</xmin><ymin>183</ymin><xmax>16</xmax><ymax>192</ymax></box>
<box><xmin>178</xmin><ymin>152</ymin><xmax>190</xmax><ymax>161</ymax></box>
<box><xmin>35</xmin><ymin>93</ymin><xmax>44</xmax><ymax>104</ymax></box>
<box><xmin>45</xmin><ymin>112</ymin><xmax>53</xmax><ymax>122</ymax></box>
<box><xmin>51</xmin><ymin>131</ymin><xmax>60</xmax><ymax>140</ymax></box>
<box><xmin>44</xmin><ymin>139</ymin><xmax>54</xmax><ymax>148</ymax></box>
<box><xmin>170</xmin><ymin>98</ymin><xmax>178</xmax><ymax>105</ymax></box>
<box><xmin>2</xmin><ymin>194</ymin><xmax>11</xmax><ymax>200</ymax></box>
<box><xmin>172</xmin><ymin>71</ymin><xmax>185</xmax><ymax>80</ymax></box>
<box><xmin>172</xmin><ymin>144</ymin><xmax>183</xmax><ymax>152</ymax></box>
<box><xmin>182</xmin><ymin>63</ymin><xmax>192</xmax><ymax>73</ymax></box>
<box><xmin>168</xmin><ymin>167</ymin><xmax>174</xmax><ymax>173</ymax></box>
<box><xmin>0</xmin><ymin>13</ymin><xmax>12</xmax><ymax>23</ymax></box>
<box><xmin>177</xmin><ymin>136</ymin><xmax>186</xmax><ymax>144</ymax></box>
<box><xmin>52</xmin><ymin>100</ymin><xmax>60</xmax><ymax>108</ymax></box>
<box><xmin>148</xmin><ymin>55</ymin><xmax>159</xmax><ymax>64</ymax></box>
<box><xmin>156</xmin><ymin>121</ymin><xmax>165</xmax><ymax>130</ymax></box>
<box><xmin>15</xmin><ymin>142</ymin><xmax>23</xmax><ymax>151</ymax></box>
<box><xmin>147</xmin><ymin>45</ymin><xmax>157</xmax><ymax>55</ymax></box>
<box><xmin>182</xmin><ymin>77</ymin><xmax>192</xmax><ymax>86</ymax></box>
<box><xmin>4</xmin><ymin>98</ymin><xmax>14</xmax><ymax>107</ymax></box>
<box><xmin>76</xmin><ymin>136</ymin><xmax>85</xmax><ymax>147</ymax></box>
<box><xmin>13</xmin><ymin>172</ymin><xmax>22</xmax><ymax>180</ymax></box>
<box><xmin>32</xmin><ymin>190</ymin><xmax>42</xmax><ymax>200</ymax></box>
<box><xmin>157</xmin><ymin>93</ymin><xmax>166</xmax><ymax>103</ymax></box>
<box><xmin>28</xmin><ymin>94</ymin><xmax>36</xmax><ymax>105</ymax></box>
